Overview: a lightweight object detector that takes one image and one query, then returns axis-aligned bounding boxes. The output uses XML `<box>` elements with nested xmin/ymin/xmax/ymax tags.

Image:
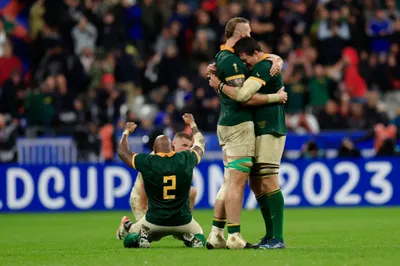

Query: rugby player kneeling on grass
<box><xmin>116</xmin><ymin>114</ymin><xmax>206</xmax><ymax>248</ymax></box>
<box><xmin>129</xmin><ymin>132</ymin><xmax>198</xmax><ymax>222</ymax></box>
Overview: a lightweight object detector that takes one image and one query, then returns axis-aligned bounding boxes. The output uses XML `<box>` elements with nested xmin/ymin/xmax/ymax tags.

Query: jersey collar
<box><xmin>220</xmin><ymin>44</ymin><xmax>234</xmax><ymax>53</ymax></box>
<box><xmin>258</xmin><ymin>53</ymin><xmax>270</xmax><ymax>62</ymax></box>
<box><xmin>156</xmin><ymin>151</ymin><xmax>176</xmax><ymax>157</ymax></box>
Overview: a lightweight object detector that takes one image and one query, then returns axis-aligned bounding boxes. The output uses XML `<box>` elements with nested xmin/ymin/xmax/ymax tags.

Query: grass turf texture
<box><xmin>0</xmin><ymin>208</ymin><xmax>399</xmax><ymax>266</ymax></box>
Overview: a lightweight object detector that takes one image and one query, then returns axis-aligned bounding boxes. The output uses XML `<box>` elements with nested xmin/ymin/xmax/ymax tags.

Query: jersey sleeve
<box><xmin>183</xmin><ymin>150</ymin><xmax>199</xmax><ymax>169</ymax></box>
<box><xmin>221</xmin><ymin>56</ymin><xmax>246</xmax><ymax>82</ymax></box>
<box><xmin>249</xmin><ymin>61</ymin><xmax>273</xmax><ymax>86</ymax></box>
<box><xmin>132</xmin><ymin>153</ymin><xmax>150</xmax><ymax>173</ymax></box>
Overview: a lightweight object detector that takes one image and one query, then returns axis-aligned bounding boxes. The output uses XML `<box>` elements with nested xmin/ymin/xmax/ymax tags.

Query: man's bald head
<box><xmin>225</xmin><ymin>17</ymin><xmax>250</xmax><ymax>39</ymax></box>
<box><xmin>153</xmin><ymin>135</ymin><xmax>173</xmax><ymax>153</ymax></box>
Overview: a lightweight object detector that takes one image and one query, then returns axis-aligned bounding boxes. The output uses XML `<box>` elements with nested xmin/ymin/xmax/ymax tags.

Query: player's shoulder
<box><xmin>253</xmin><ymin>59</ymin><xmax>272</xmax><ymax>72</ymax></box>
<box><xmin>175</xmin><ymin>150</ymin><xmax>192</xmax><ymax>158</ymax></box>
<box><xmin>251</xmin><ymin>60</ymin><xmax>272</xmax><ymax>79</ymax></box>
<box><xmin>217</xmin><ymin>50</ymin><xmax>241</xmax><ymax>63</ymax></box>
<box><xmin>176</xmin><ymin>150</ymin><xmax>198</xmax><ymax>161</ymax></box>
<box><xmin>134</xmin><ymin>153</ymin><xmax>151</xmax><ymax>162</ymax></box>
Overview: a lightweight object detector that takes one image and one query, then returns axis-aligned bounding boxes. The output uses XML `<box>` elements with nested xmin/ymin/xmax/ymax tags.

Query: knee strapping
<box><xmin>226</xmin><ymin>157</ymin><xmax>253</xmax><ymax>173</ymax></box>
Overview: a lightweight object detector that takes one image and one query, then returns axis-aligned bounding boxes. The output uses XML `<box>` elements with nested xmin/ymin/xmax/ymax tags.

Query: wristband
<box><xmin>190</xmin><ymin>122</ymin><xmax>197</xmax><ymax>128</ymax></box>
<box><xmin>218</xmin><ymin>82</ymin><xmax>224</xmax><ymax>93</ymax></box>
<box><xmin>268</xmin><ymin>93</ymin><xmax>280</xmax><ymax>103</ymax></box>
<box><xmin>123</xmin><ymin>130</ymin><xmax>130</xmax><ymax>136</ymax></box>
<box><xmin>220</xmin><ymin>83</ymin><xmax>226</xmax><ymax>93</ymax></box>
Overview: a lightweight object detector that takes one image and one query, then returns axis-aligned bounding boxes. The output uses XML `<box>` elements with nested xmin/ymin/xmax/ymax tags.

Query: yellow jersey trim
<box><xmin>259</xmin><ymin>53</ymin><xmax>270</xmax><ymax>62</ymax></box>
<box><xmin>226</xmin><ymin>74</ymin><xmax>245</xmax><ymax>81</ymax></box>
<box><xmin>220</xmin><ymin>44</ymin><xmax>234</xmax><ymax>53</ymax></box>
<box><xmin>156</xmin><ymin>151</ymin><xmax>176</xmax><ymax>157</ymax></box>
<box><xmin>249</xmin><ymin>76</ymin><xmax>266</xmax><ymax>86</ymax></box>
<box><xmin>132</xmin><ymin>154</ymin><xmax>137</xmax><ymax>169</ymax></box>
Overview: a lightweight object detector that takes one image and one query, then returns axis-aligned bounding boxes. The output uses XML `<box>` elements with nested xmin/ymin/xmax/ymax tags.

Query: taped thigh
<box><xmin>226</xmin><ymin>157</ymin><xmax>253</xmax><ymax>173</ymax></box>
<box><xmin>251</xmin><ymin>163</ymin><xmax>280</xmax><ymax>178</ymax></box>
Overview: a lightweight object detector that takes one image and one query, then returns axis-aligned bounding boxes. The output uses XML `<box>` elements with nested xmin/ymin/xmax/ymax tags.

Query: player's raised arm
<box><xmin>182</xmin><ymin>113</ymin><xmax>205</xmax><ymax>165</ymax></box>
<box><xmin>118</xmin><ymin>122</ymin><xmax>138</xmax><ymax>169</ymax></box>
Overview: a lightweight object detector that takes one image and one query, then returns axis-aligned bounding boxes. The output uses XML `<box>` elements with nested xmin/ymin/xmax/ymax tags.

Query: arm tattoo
<box><xmin>226</xmin><ymin>78</ymin><xmax>245</xmax><ymax>87</ymax></box>
<box><xmin>191</xmin><ymin>125</ymin><xmax>200</xmax><ymax>135</ymax></box>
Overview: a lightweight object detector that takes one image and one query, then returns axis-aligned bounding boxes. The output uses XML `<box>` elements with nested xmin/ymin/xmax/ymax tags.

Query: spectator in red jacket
<box><xmin>342</xmin><ymin>47</ymin><xmax>367</xmax><ymax>99</ymax></box>
<box><xmin>0</xmin><ymin>39</ymin><xmax>22</xmax><ymax>87</ymax></box>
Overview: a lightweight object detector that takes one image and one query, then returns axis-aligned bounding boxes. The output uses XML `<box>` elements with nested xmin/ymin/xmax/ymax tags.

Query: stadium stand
<box><xmin>0</xmin><ymin>0</ymin><xmax>399</xmax><ymax>163</ymax></box>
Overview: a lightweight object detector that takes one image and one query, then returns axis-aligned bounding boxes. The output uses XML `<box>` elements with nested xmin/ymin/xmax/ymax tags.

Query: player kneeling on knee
<box><xmin>129</xmin><ymin>132</ymin><xmax>199</xmax><ymax>222</ymax></box>
<box><xmin>117</xmin><ymin>113</ymin><xmax>206</xmax><ymax>248</ymax></box>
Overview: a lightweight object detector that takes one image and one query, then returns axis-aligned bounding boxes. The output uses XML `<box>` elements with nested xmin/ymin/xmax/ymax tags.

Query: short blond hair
<box><xmin>225</xmin><ymin>17</ymin><xmax>249</xmax><ymax>39</ymax></box>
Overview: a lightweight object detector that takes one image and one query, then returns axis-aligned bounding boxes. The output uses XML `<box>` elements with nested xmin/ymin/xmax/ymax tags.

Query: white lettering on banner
<box><xmin>279</xmin><ymin>163</ymin><xmax>301</xmax><ymax>205</ymax></box>
<box><xmin>208</xmin><ymin>164</ymin><xmax>224</xmax><ymax>206</ymax></box>
<box><xmin>38</xmin><ymin>167</ymin><xmax>66</xmax><ymax>209</ymax></box>
<box><xmin>70</xmin><ymin>167</ymin><xmax>98</xmax><ymax>209</ymax></box>
<box><xmin>334</xmin><ymin>162</ymin><xmax>361</xmax><ymax>205</ymax></box>
<box><xmin>104</xmin><ymin>167</ymin><xmax>132</xmax><ymax>209</ymax></box>
<box><xmin>365</xmin><ymin>162</ymin><xmax>393</xmax><ymax>205</ymax></box>
<box><xmin>7</xmin><ymin>168</ymin><xmax>34</xmax><ymax>210</ymax></box>
<box><xmin>192</xmin><ymin>168</ymin><xmax>204</xmax><ymax>206</ymax></box>
<box><xmin>303</xmin><ymin>163</ymin><xmax>332</xmax><ymax>205</ymax></box>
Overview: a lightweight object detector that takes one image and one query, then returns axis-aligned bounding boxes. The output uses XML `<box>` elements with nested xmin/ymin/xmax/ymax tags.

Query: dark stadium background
<box><xmin>0</xmin><ymin>0</ymin><xmax>399</xmax><ymax>164</ymax></box>
<box><xmin>0</xmin><ymin>1</ymin><xmax>400</xmax><ymax>265</ymax></box>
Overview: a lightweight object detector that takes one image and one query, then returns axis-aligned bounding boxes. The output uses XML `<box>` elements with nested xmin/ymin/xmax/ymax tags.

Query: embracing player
<box><xmin>206</xmin><ymin>17</ymin><xmax>284</xmax><ymax>249</ymax></box>
<box><xmin>116</xmin><ymin>114</ymin><xmax>206</xmax><ymax>248</ymax></box>
<box><xmin>129</xmin><ymin>132</ymin><xmax>198</xmax><ymax>222</ymax></box>
<box><xmin>210</xmin><ymin>37</ymin><xmax>287</xmax><ymax>249</ymax></box>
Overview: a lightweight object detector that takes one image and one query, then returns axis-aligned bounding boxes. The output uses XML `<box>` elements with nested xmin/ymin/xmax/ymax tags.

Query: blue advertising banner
<box><xmin>0</xmin><ymin>159</ymin><xmax>399</xmax><ymax>212</ymax></box>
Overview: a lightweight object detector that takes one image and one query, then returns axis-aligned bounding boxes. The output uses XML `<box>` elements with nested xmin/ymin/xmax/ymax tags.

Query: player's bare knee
<box><xmin>263</xmin><ymin>175</ymin><xmax>280</xmax><ymax>193</ymax></box>
<box><xmin>249</xmin><ymin>176</ymin><xmax>263</xmax><ymax>195</ymax></box>
<box><xmin>229</xmin><ymin>173</ymin><xmax>247</xmax><ymax>189</ymax></box>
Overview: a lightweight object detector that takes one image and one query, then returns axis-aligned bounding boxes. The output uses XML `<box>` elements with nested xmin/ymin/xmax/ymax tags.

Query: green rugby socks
<box><xmin>123</xmin><ymin>233</ymin><xmax>140</xmax><ymax>248</ymax></box>
<box><xmin>212</xmin><ymin>217</ymin><xmax>227</xmax><ymax>229</ymax></box>
<box><xmin>227</xmin><ymin>223</ymin><xmax>240</xmax><ymax>234</ymax></box>
<box><xmin>256</xmin><ymin>191</ymin><xmax>273</xmax><ymax>239</ymax></box>
<box><xmin>268</xmin><ymin>189</ymin><xmax>284</xmax><ymax>241</ymax></box>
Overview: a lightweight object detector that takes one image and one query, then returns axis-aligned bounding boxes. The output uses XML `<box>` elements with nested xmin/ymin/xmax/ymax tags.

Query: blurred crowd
<box><xmin>1</xmin><ymin>0</ymin><xmax>400</xmax><ymax>162</ymax></box>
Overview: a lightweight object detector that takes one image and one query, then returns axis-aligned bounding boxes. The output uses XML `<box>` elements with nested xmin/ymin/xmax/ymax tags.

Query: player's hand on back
<box><xmin>206</xmin><ymin>62</ymin><xmax>217</xmax><ymax>77</ymax></box>
<box><xmin>269</xmin><ymin>57</ymin><xmax>283</xmax><ymax>77</ymax></box>
<box><xmin>182</xmin><ymin>113</ymin><xmax>196</xmax><ymax>126</ymax></box>
<box><xmin>124</xmin><ymin>122</ymin><xmax>137</xmax><ymax>134</ymax></box>
<box><xmin>277</xmin><ymin>86</ymin><xmax>287</xmax><ymax>104</ymax></box>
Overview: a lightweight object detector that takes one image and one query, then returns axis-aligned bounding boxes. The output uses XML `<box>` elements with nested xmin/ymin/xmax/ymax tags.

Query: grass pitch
<box><xmin>0</xmin><ymin>208</ymin><xmax>399</xmax><ymax>266</ymax></box>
